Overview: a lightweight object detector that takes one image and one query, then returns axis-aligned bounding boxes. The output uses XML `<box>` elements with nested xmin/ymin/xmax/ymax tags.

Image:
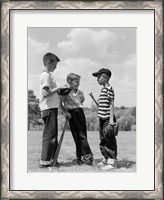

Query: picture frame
<box><xmin>1</xmin><ymin>0</ymin><xmax>163</xmax><ymax>199</ymax></box>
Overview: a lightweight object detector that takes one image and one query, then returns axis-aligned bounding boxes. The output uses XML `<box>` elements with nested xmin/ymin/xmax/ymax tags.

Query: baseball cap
<box><xmin>92</xmin><ymin>68</ymin><xmax>112</xmax><ymax>78</ymax></box>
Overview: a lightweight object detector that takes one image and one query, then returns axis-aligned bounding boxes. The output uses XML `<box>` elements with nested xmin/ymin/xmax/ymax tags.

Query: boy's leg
<box><xmin>99</xmin><ymin>118</ymin><xmax>117</xmax><ymax>160</ymax></box>
<box><xmin>69</xmin><ymin>108</ymin><xmax>93</xmax><ymax>164</ymax></box>
<box><xmin>76</xmin><ymin>109</ymin><xmax>93</xmax><ymax>162</ymax></box>
<box><xmin>99</xmin><ymin>118</ymin><xmax>108</xmax><ymax>158</ymax></box>
<box><xmin>105</xmin><ymin>136</ymin><xmax>117</xmax><ymax>159</ymax></box>
<box><xmin>40</xmin><ymin>108</ymin><xmax>58</xmax><ymax>166</ymax></box>
<box><xmin>69</xmin><ymin>110</ymin><xmax>82</xmax><ymax>162</ymax></box>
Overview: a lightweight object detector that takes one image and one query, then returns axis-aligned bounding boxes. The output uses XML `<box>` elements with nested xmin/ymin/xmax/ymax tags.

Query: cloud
<box><xmin>54</xmin><ymin>57</ymin><xmax>99</xmax><ymax>85</ymax></box>
<box><xmin>111</xmin><ymin>54</ymin><xmax>136</xmax><ymax>81</ymax></box>
<box><xmin>28</xmin><ymin>37</ymin><xmax>50</xmax><ymax>54</ymax></box>
<box><xmin>57</xmin><ymin>28</ymin><xmax>117</xmax><ymax>57</ymax></box>
<box><xmin>108</xmin><ymin>54</ymin><xmax>136</xmax><ymax>106</ymax></box>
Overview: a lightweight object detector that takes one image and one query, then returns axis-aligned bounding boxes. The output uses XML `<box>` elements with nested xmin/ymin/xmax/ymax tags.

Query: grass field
<box><xmin>28</xmin><ymin>130</ymin><xmax>136</xmax><ymax>173</ymax></box>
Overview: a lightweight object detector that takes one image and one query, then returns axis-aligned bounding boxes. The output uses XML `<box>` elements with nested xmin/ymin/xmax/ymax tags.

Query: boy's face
<box><xmin>46</xmin><ymin>58</ymin><xmax>58</xmax><ymax>72</ymax></box>
<box><xmin>69</xmin><ymin>78</ymin><xmax>80</xmax><ymax>89</ymax></box>
<box><xmin>97</xmin><ymin>73</ymin><xmax>107</xmax><ymax>85</ymax></box>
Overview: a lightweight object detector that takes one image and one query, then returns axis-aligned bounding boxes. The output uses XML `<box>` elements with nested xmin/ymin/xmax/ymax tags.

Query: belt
<box><xmin>68</xmin><ymin>107</ymin><xmax>83</xmax><ymax>112</ymax></box>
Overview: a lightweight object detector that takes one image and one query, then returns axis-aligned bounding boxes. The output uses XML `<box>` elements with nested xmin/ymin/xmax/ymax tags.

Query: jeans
<box><xmin>99</xmin><ymin>117</ymin><xmax>117</xmax><ymax>159</ymax></box>
<box><xmin>69</xmin><ymin>108</ymin><xmax>93</xmax><ymax>160</ymax></box>
<box><xmin>40</xmin><ymin>108</ymin><xmax>58</xmax><ymax>165</ymax></box>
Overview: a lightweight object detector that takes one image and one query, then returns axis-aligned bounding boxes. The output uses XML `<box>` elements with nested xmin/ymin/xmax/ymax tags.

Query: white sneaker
<box><xmin>107</xmin><ymin>158</ymin><xmax>115</xmax><ymax>165</ymax></box>
<box><xmin>98</xmin><ymin>158</ymin><xmax>108</xmax><ymax>167</ymax></box>
<box><xmin>101</xmin><ymin>164</ymin><xmax>114</xmax><ymax>170</ymax></box>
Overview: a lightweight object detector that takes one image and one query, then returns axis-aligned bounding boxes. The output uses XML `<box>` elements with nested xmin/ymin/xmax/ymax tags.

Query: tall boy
<box><xmin>90</xmin><ymin>68</ymin><xmax>117</xmax><ymax>170</ymax></box>
<box><xmin>39</xmin><ymin>52</ymin><xmax>66</xmax><ymax>168</ymax></box>
<box><xmin>60</xmin><ymin>73</ymin><xmax>94</xmax><ymax>165</ymax></box>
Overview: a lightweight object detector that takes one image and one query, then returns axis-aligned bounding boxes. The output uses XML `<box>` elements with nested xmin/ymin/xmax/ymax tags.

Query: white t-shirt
<box><xmin>39</xmin><ymin>71</ymin><xmax>60</xmax><ymax>111</ymax></box>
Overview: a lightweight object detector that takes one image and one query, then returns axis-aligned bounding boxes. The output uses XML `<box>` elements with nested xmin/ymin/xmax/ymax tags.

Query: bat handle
<box><xmin>89</xmin><ymin>92</ymin><xmax>99</xmax><ymax>107</ymax></box>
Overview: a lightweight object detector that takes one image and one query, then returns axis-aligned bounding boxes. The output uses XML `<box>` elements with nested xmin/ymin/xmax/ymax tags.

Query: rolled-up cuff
<box><xmin>39</xmin><ymin>159</ymin><xmax>53</xmax><ymax>166</ymax></box>
<box><xmin>83</xmin><ymin>153</ymin><xmax>93</xmax><ymax>160</ymax></box>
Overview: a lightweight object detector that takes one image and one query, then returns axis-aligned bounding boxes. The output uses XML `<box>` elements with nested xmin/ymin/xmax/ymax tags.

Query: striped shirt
<box><xmin>98</xmin><ymin>85</ymin><xmax>115</xmax><ymax>119</ymax></box>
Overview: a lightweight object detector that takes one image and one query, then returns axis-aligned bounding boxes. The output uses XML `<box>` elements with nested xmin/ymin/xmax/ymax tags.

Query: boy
<box><xmin>60</xmin><ymin>73</ymin><xmax>94</xmax><ymax>165</ymax></box>
<box><xmin>39</xmin><ymin>52</ymin><xmax>67</xmax><ymax>168</ymax></box>
<box><xmin>90</xmin><ymin>68</ymin><xmax>117</xmax><ymax>170</ymax></box>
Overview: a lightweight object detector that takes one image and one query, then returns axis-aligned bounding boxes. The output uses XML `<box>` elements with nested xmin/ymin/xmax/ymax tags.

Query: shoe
<box><xmin>53</xmin><ymin>161</ymin><xmax>61</xmax><ymax>167</ymax></box>
<box><xmin>101</xmin><ymin>164</ymin><xmax>114</xmax><ymax>170</ymax></box>
<box><xmin>107</xmin><ymin>158</ymin><xmax>115</xmax><ymax>165</ymax></box>
<box><xmin>98</xmin><ymin>158</ymin><xmax>108</xmax><ymax>167</ymax></box>
<box><xmin>89</xmin><ymin>160</ymin><xmax>97</xmax><ymax>167</ymax></box>
<box><xmin>77</xmin><ymin>159</ymin><xmax>83</xmax><ymax>165</ymax></box>
<box><xmin>38</xmin><ymin>164</ymin><xmax>52</xmax><ymax>168</ymax></box>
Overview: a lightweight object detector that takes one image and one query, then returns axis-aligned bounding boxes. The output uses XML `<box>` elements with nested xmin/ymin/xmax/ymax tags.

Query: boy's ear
<box><xmin>47</xmin><ymin>60</ymin><xmax>50</xmax><ymax>65</ymax></box>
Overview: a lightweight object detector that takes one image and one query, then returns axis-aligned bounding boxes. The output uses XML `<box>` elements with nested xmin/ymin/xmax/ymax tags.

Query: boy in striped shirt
<box><xmin>91</xmin><ymin>68</ymin><xmax>117</xmax><ymax>170</ymax></box>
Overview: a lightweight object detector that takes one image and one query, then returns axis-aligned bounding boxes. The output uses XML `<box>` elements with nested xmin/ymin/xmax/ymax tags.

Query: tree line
<box><xmin>28</xmin><ymin>90</ymin><xmax>136</xmax><ymax>131</ymax></box>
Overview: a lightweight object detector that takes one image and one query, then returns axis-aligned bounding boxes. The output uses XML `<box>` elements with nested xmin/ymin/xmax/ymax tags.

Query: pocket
<box><xmin>41</xmin><ymin>109</ymin><xmax>50</xmax><ymax>118</ymax></box>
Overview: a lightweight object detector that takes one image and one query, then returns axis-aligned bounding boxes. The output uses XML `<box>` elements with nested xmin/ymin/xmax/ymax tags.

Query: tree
<box><xmin>28</xmin><ymin>90</ymin><xmax>42</xmax><ymax>130</ymax></box>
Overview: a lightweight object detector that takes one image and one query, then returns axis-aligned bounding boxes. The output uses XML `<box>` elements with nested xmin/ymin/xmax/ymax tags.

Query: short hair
<box><xmin>66</xmin><ymin>73</ymin><xmax>81</xmax><ymax>84</ymax></box>
<box><xmin>43</xmin><ymin>52</ymin><xmax>60</xmax><ymax>66</ymax></box>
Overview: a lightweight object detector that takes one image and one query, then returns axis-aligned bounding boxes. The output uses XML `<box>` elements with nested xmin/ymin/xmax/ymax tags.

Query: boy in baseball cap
<box><xmin>89</xmin><ymin>68</ymin><xmax>117</xmax><ymax>170</ymax></box>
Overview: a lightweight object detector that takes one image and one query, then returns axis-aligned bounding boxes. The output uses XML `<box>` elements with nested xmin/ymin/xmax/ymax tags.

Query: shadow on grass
<box><xmin>93</xmin><ymin>158</ymin><xmax>136</xmax><ymax>169</ymax></box>
<box><xmin>115</xmin><ymin>159</ymin><xmax>136</xmax><ymax>169</ymax></box>
<box><xmin>58</xmin><ymin>158</ymin><xmax>136</xmax><ymax>169</ymax></box>
<box><xmin>59</xmin><ymin>159</ymin><xmax>79</xmax><ymax>167</ymax></box>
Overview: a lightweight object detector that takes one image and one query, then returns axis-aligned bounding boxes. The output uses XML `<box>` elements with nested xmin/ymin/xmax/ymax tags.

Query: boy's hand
<box><xmin>65</xmin><ymin>112</ymin><xmax>71</xmax><ymax>120</ymax></box>
<box><xmin>89</xmin><ymin>92</ymin><xmax>94</xmax><ymax>99</ymax></box>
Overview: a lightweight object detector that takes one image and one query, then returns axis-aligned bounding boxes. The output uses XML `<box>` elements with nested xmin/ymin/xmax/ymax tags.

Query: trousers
<box><xmin>99</xmin><ymin>117</ymin><xmax>117</xmax><ymax>159</ymax></box>
<box><xmin>40</xmin><ymin>108</ymin><xmax>58</xmax><ymax>165</ymax></box>
<box><xmin>68</xmin><ymin>108</ymin><xmax>93</xmax><ymax>160</ymax></box>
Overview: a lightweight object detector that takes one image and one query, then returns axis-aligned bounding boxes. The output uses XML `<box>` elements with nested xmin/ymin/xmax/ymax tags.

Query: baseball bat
<box><xmin>52</xmin><ymin>118</ymin><xmax>68</xmax><ymax>166</ymax></box>
<box><xmin>89</xmin><ymin>92</ymin><xmax>99</xmax><ymax>107</ymax></box>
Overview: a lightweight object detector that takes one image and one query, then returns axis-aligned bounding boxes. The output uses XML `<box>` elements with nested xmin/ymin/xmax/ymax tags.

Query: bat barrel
<box><xmin>52</xmin><ymin>119</ymin><xmax>68</xmax><ymax>166</ymax></box>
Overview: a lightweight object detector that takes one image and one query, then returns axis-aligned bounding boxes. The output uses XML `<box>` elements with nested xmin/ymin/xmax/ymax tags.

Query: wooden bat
<box><xmin>89</xmin><ymin>92</ymin><xmax>99</xmax><ymax>107</ymax></box>
<box><xmin>52</xmin><ymin>119</ymin><xmax>68</xmax><ymax>166</ymax></box>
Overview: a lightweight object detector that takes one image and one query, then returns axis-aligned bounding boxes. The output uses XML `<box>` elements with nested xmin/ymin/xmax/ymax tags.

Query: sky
<box><xmin>28</xmin><ymin>27</ymin><xmax>136</xmax><ymax>108</ymax></box>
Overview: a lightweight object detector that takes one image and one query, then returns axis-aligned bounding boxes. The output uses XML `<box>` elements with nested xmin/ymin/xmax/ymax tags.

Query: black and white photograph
<box><xmin>28</xmin><ymin>27</ymin><xmax>136</xmax><ymax>173</ymax></box>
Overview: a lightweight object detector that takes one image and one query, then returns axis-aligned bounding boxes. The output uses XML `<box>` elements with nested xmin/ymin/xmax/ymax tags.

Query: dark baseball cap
<box><xmin>92</xmin><ymin>68</ymin><xmax>112</xmax><ymax>78</ymax></box>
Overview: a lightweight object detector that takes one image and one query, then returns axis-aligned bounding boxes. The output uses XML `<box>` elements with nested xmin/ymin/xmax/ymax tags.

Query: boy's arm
<box><xmin>107</xmin><ymin>86</ymin><xmax>116</xmax><ymax>126</ymax></box>
<box><xmin>42</xmin><ymin>85</ymin><xmax>70</xmax><ymax>98</ymax></box>
<box><xmin>108</xmin><ymin>100</ymin><xmax>115</xmax><ymax>125</ymax></box>
<box><xmin>42</xmin><ymin>86</ymin><xmax>60</xmax><ymax>98</ymax></box>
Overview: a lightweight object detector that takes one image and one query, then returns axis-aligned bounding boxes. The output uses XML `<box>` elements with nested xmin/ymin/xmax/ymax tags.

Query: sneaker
<box><xmin>107</xmin><ymin>158</ymin><xmax>115</xmax><ymax>165</ymax></box>
<box><xmin>101</xmin><ymin>164</ymin><xmax>114</xmax><ymax>170</ymax></box>
<box><xmin>98</xmin><ymin>158</ymin><xmax>108</xmax><ymax>167</ymax></box>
